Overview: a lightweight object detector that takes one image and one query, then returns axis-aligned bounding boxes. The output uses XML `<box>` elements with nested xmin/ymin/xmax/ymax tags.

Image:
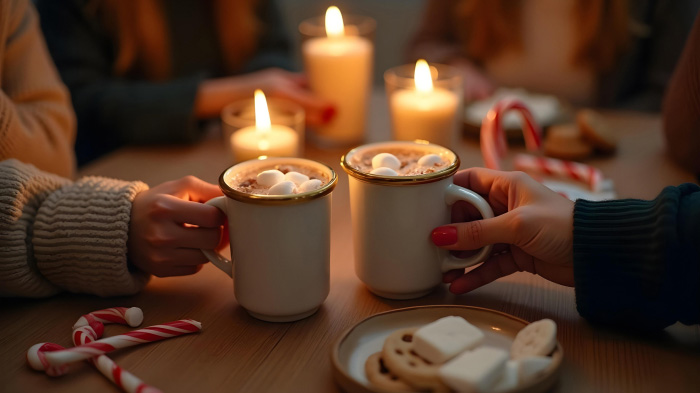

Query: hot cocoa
<box><xmin>347</xmin><ymin>147</ymin><xmax>451</xmax><ymax>176</ymax></box>
<box><xmin>227</xmin><ymin>163</ymin><xmax>330</xmax><ymax>195</ymax></box>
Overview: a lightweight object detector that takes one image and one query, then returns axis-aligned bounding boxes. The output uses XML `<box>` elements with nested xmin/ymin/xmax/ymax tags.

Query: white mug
<box><xmin>341</xmin><ymin>141</ymin><xmax>494</xmax><ymax>299</ymax></box>
<box><xmin>201</xmin><ymin>157</ymin><xmax>337</xmax><ymax>322</ymax></box>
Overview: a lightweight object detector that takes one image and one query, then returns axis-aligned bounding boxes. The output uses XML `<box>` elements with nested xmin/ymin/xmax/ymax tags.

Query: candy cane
<box><xmin>26</xmin><ymin>342</ymin><xmax>69</xmax><ymax>377</ymax></box>
<box><xmin>73</xmin><ymin>307</ymin><xmax>143</xmax><ymax>330</ymax></box>
<box><xmin>41</xmin><ymin>320</ymin><xmax>201</xmax><ymax>368</ymax></box>
<box><xmin>73</xmin><ymin>321</ymin><xmax>162</xmax><ymax>393</ymax></box>
<box><xmin>480</xmin><ymin>98</ymin><xmax>542</xmax><ymax>170</ymax></box>
<box><xmin>514</xmin><ymin>154</ymin><xmax>603</xmax><ymax>192</ymax></box>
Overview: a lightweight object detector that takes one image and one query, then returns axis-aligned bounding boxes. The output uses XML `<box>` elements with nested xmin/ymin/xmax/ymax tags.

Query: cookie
<box><xmin>511</xmin><ymin>319</ymin><xmax>557</xmax><ymax>360</ymax></box>
<box><xmin>577</xmin><ymin>109</ymin><xmax>617</xmax><ymax>154</ymax></box>
<box><xmin>381</xmin><ymin>328</ymin><xmax>451</xmax><ymax>392</ymax></box>
<box><xmin>364</xmin><ymin>352</ymin><xmax>413</xmax><ymax>392</ymax></box>
<box><xmin>543</xmin><ymin>123</ymin><xmax>593</xmax><ymax>160</ymax></box>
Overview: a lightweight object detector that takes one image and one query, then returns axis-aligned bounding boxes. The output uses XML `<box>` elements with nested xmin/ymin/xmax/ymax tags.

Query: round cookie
<box><xmin>511</xmin><ymin>319</ymin><xmax>557</xmax><ymax>360</ymax></box>
<box><xmin>381</xmin><ymin>328</ymin><xmax>451</xmax><ymax>392</ymax></box>
<box><xmin>364</xmin><ymin>352</ymin><xmax>414</xmax><ymax>392</ymax></box>
<box><xmin>577</xmin><ymin>109</ymin><xmax>617</xmax><ymax>154</ymax></box>
<box><xmin>543</xmin><ymin>123</ymin><xmax>593</xmax><ymax>160</ymax></box>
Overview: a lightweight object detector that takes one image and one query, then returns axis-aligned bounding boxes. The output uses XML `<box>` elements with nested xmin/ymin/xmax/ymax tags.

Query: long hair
<box><xmin>88</xmin><ymin>0</ymin><xmax>261</xmax><ymax>80</ymax></box>
<box><xmin>454</xmin><ymin>0</ymin><xmax>629</xmax><ymax>73</ymax></box>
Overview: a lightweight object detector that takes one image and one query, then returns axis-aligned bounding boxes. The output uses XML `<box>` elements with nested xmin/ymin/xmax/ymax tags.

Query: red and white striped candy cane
<box><xmin>73</xmin><ymin>321</ymin><xmax>162</xmax><ymax>393</ymax></box>
<box><xmin>73</xmin><ymin>307</ymin><xmax>143</xmax><ymax>330</ymax></box>
<box><xmin>26</xmin><ymin>342</ymin><xmax>69</xmax><ymax>377</ymax></box>
<box><xmin>514</xmin><ymin>154</ymin><xmax>603</xmax><ymax>192</ymax></box>
<box><xmin>480</xmin><ymin>98</ymin><xmax>542</xmax><ymax>170</ymax></box>
<box><xmin>44</xmin><ymin>319</ymin><xmax>202</xmax><ymax>368</ymax></box>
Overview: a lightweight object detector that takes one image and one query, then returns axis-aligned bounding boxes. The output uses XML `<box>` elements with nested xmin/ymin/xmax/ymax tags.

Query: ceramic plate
<box><xmin>331</xmin><ymin>305</ymin><xmax>563</xmax><ymax>393</ymax></box>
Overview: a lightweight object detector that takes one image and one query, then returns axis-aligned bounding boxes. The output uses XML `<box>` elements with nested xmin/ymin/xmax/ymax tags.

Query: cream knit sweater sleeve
<box><xmin>0</xmin><ymin>0</ymin><xmax>76</xmax><ymax>178</ymax></box>
<box><xmin>0</xmin><ymin>159</ymin><xmax>150</xmax><ymax>297</ymax></box>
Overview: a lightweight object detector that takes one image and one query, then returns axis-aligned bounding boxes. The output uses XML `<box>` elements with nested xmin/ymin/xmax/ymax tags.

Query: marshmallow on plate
<box><xmin>492</xmin><ymin>360</ymin><xmax>519</xmax><ymax>392</ymax></box>
<box><xmin>417</xmin><ymin>154</ymin><xmax>443</xmax><ymax>168</ymax></box>
<box><xmin>516</xmin><ymin>356</ymin><xmax>552</xmax><ymax>382</ymax></box>
<box><xmin>414</xmin><ymin>316</ymin><xmax>485</xmax><ymax>364</ymax></box>
<box><xmin>257</xmin><ymin>170</ymin><xmax>285</xmax><ymax>187</ymax></box>
<box><xmin>284</xmin><ymin>171</ymin><xmax>310</xmax><ymax>186</ymax></box>
<box><xmin>267</xmin><ymin>181</ymin><xmax>296</xmax><ymax>195</ymax></box>
<box><xmin>439</xmin><ymin>346</ymin><xmax>508</xmax><ymax>393</ymax></box>
<box><xmin>371</xmin><ymin>153</ymin><xmax>401</xmax><ymax>171</ymax></box>
<box><xmin>298</xmin><ymin>179</ymin><xmax>323</xmax><ymax>193</ymax></box>
<box><xmin>370</xmin><ymin>167</ymin><xmax>398</xmax><ymax>176</ymax></box>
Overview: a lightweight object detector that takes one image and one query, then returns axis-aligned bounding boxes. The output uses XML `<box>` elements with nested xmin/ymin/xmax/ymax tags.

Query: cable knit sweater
<box><xmin>0</xmin><ymin>0</ymin><xmax>76</xmax><ymax>178</ymax></box>
<box><xmin>0</xmin><ymin>159</ymin><xmax>150</xmax><ymax>297</ymax></box>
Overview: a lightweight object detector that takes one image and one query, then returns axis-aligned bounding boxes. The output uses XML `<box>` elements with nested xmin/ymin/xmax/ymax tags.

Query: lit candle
<box><xmin>230</xmin><ymin>90</ymin><xmax>299</xmax><ymax>162</ymax></box>
<box><xmin>302</xmin><ymin>6</ymin><xmax>373</xmax><ymax>145</ymax></box>
<box><xmin>390</xmin><ymin>60</ymin><xmax>459</xmax><ymax>147</ymax></box>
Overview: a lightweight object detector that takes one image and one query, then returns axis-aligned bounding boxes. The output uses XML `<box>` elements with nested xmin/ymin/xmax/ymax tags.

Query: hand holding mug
<box><xmin>432</xmin><ymin>168</ymin><xmax>575</xmax><ymax>295</ymax></box>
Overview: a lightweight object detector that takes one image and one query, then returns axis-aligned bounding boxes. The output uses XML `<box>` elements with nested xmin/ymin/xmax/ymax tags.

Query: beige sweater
<box><xmin>0</xmin><ymin>0</ymin><xmax>76</xmax><ymax>178</ymax></box>
<box><xmin>0</xmin><ymin>159</ymin><xmax>150</xmax><ymax>297</ymax></box>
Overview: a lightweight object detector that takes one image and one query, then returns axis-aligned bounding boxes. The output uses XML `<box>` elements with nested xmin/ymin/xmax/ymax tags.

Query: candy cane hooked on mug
<box><xmin>73</xmin><ymin>307</ymin><xmax>144</xmax><ymax>330</ymax></box>
<box><xmin>38</xmin><ymin>319</ymin><xmax>202</xmax><ymax>368</ymax></box>
<box><xmin>480</xmin><ymin>98</ymin><xmax>542</xmax><ymax>170</ymax></box>
<box><xmin>73</xmin><ymin>321</ymin><xmax>162</xmax><ymax>393</ymax></box>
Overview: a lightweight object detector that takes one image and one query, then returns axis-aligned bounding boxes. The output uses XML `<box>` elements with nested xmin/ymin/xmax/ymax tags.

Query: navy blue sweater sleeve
<box><xmin>573</xmin><ymin>183</ymin><xmax>700</xmax><ymax>330</ymax></box>
<box><xmin>34</xmin><ymin>0</ymin><xmax>204</xmax><ymax>164</ymax></box>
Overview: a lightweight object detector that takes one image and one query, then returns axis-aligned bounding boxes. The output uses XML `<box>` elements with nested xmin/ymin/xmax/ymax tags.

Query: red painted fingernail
<box><xmin>321</xmin><ymin>106</ymin><xmax>336</xmax><ymax>123</ymax></box>
<box><xmin>432</xmin><ymin>226</ymin><xmax>457</xmax><ymax>246</ymax></box>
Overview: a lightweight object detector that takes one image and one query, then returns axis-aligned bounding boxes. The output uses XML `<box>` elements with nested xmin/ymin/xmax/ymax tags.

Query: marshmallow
<box><xmin>257</xmin><ymin>170</ymin><xmax>285</xmax><ymax>187</ymax></box>
<box><xmin>370</xmin><ymin>167</ymin><xmax>398</xmax><ymax>176</ymax></box>
<box><xmin>371</xmin><ymin>153</ymin><xmax>401</xmax><ymax>170</ymax></box>
<box><xmin>298</xmin><ymin>179</ymin><xmax>323</xmax><ymax>193</ymax></box>
<box><xmin>511</xmin><ymin>319</ymin><xmax>557</xmax><ymax>360</ymax></box>
<box><xmin>492</xmin><ymin>360</ymin><xmax>519</xmax><ymax>392</ymax></box>
<box><xmin>439</xmin><ymin>347</ymin><xmax>508</xmax><ymax>393</ymax></box>
<box><xmin>418</xmin><ymin>154</ymin><xmax>443</xmax><ymax>168</ymax></box>
<box><xmin>517</xmin><ymin>356</ymin><xmax>552</xmax><ymax>382</ymax></box>
<box><xmin>284</xmin><ymin>171</ymin><xmax>310</xmax><ymax>186</ymax></box>
<box><xmin>267</xmin><ymin>181</ymin><xmax>296</xmax><ymax>195</ymax></box>
<box><xmin>414</xmin><ymin>316</ymin><xmax>485</xmax><ymax>364</ymax></box>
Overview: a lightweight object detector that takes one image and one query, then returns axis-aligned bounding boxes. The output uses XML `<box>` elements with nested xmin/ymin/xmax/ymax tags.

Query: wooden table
<box><xmin>1</xmin><ymin>93</ymin><xmax>699</xmax><ymax>393</ymax></box>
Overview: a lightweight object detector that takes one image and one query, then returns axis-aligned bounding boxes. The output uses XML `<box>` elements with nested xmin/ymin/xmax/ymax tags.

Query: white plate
<box><xmin>331</xmin><ymin>305</ymin><xmax>563</xmax><ymax>393</ymax></box>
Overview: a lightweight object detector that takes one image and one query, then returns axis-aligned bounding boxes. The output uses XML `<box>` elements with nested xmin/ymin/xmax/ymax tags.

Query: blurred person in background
<box><xmin>408</xmin><ymin>0</ymin><xmax>700</xmax><ymax>110</ymax></box>
<box><xmin>34</xmin><ymin>0</ymin><xmax>333</xmax><ymax>165</ymax></box>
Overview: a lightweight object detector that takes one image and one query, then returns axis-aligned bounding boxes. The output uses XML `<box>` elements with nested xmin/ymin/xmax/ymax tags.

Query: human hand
<box><xmin>128</xmin><ymin>176</ymin><xmax>226</xmax><ymax>277</ymax></box>
<box><xmin>431</xmin><ymin>168</ymin><xmax>575</xmax><ymax>294</ymax></box>
<box><xmin>449</xmin><ymin>59</ymin><xmax>496</xmax><ymax>102</ymax></box>
<box><xmin>195</xmin><ymin>68</ymin><xmax>335</xmax><ymax>126</ymax></box>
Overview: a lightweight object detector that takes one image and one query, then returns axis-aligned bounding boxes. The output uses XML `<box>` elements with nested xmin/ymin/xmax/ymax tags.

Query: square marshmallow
<box><xmin>492</xmin><ymin>360</ymin><xmax>519</xmax><ymax>392</ymax></box>
<box><xmin>414</xmin><ymin>316</ymin><xmax>485</xmax><ymax>364</ymax></box>
<box><xmin>439</xmin><ymin>347</ymin><xmax>508</xmax><ymax>393</ymax></box>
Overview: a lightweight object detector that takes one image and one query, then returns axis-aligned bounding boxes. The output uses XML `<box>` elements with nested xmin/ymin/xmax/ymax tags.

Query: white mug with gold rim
<box><xmin>342</xmin><ymin>141</ymin><xmax>493</xmax><ymax>300</ymax></box>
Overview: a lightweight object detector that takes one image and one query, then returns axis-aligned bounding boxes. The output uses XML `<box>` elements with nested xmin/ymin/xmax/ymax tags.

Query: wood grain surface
<box><xmin>1</xmin><ymin>92</ymin><xmax>698</xmax><ymax>393</ymax></box>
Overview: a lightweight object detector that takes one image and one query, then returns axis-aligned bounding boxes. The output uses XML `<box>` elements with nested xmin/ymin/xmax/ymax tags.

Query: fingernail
<box><xmin>321</xmin><ymin>106</ymin><xmax>336</xmax><ymax>123</ymax></box>
<box><xmin>431</xmin><ymin>226</ymin><xmax>457</xmax><ymax>246</ymax></box>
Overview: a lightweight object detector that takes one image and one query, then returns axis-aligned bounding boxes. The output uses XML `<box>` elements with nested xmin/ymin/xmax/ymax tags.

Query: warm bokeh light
<box><xmin>254</xmin><ymin>89</ymin><xmax>271</xmax><ymax>131</ymax></box>
<box><xmin>414</xmin><ymin>59</ymin><xmax>433</xmax><ymax>93</ymax></box>
<box><xmin>325</xmin><ymin>6</ymin><xmax>344</xmax><ymax>38</ymax></box>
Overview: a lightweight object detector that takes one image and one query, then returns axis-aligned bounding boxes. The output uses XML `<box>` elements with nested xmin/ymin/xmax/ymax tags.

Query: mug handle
<box><xmin>440</xmin><ymin>184</ymin><xmax>495</xmax><ymax>272</ymax></box>
<box><xmin>200</xmin><ymin>196</ymin><xmax>233</xmax><ymax>277</ymax></box>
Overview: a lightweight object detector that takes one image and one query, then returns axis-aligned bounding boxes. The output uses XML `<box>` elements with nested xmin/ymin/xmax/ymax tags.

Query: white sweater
<box><xmin>0</xmin><ymin>159</ymin><xmax>150</xmax><ymax>297</ymax></box>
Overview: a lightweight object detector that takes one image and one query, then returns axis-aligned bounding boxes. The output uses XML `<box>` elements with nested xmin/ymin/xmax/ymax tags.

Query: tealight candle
<box><xmin>301</xmin><ymin>6</ymin><xmax>374</xmax><ymax>146</ymax></box>
<box><xmin>385</xmin><ymin>60</ymin><xmax>463</xmax><ymax>148</ymax></box>
<box><xmin>230</xmin><ymin>90</ymin><xmax>300</xmax><ymax>163</ymax></box>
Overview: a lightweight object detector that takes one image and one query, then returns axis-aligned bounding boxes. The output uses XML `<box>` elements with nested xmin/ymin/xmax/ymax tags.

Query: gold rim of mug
<box><xmin>218</xmin><ymin>159</ymin><xmax>338</xmax><ymax>205</ymax></box>
<box><xmin>340</xmin><ymin>142</ymin><xmax>461</xmax><ymax>185</ymax></box>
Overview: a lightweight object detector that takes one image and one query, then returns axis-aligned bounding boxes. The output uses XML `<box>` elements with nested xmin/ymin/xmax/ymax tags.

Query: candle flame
<box><xmin>325</xmin><ymin>6</ymin><xmax>344</xmax><ymax>38</ymax></box>
<box><xmin>414</xmin><ymin>59</ymin><xmax>433</xmax><ymax>93</ymax></box>
<box><xmin>254</xmin><ymin>89</ymin><xmax>271</xmax><ymax>131</ymax></box>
